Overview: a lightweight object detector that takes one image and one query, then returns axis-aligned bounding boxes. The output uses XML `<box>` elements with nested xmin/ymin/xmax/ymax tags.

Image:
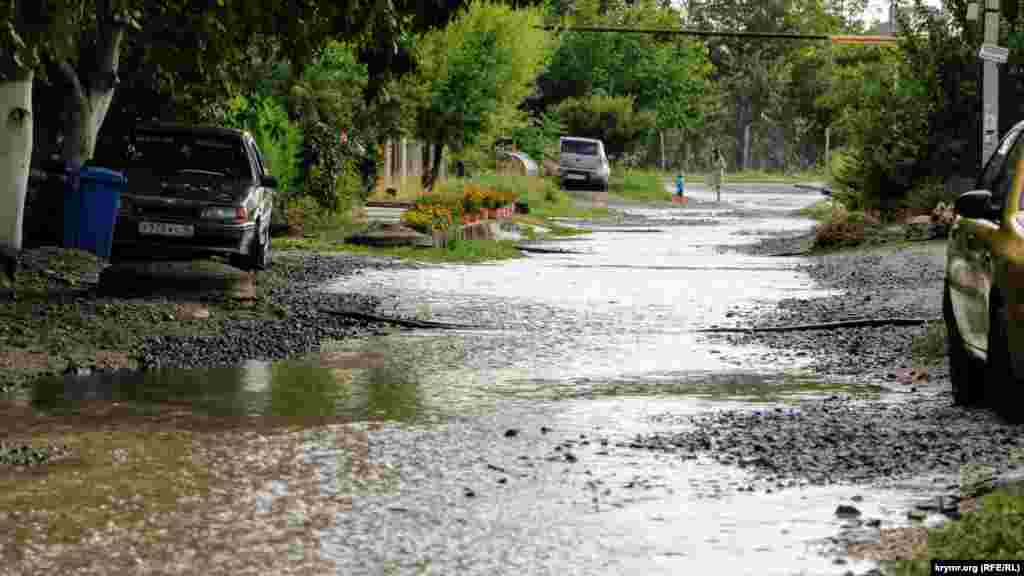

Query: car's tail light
<box><xmin>1014</xmin><ymin>213</ymin><xmax>1024</xmax><ymax>235</ymax></box>
<box><xmin>201</xmin><ymin>206</ymin><xmax>247</xmax><ymax>222</ymax></box>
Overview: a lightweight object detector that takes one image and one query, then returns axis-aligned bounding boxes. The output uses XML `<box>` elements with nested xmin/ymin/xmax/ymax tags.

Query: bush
<box><xmin>893</xmin><ymin>488</ymin><xmax>1024</xmax><ymax>574</ymax></box>
<box><xmin>510</xmin><ymin>110</ymin><xmax>563</xmax><ymax>163</ymax></box>
<box><xmin>218</xmin><ymin>93</ymin><xmax>304</xmax><ymax>215</ymax></box>
<box><xmin>812</xmin><ymin>205</ymin><xmax>880</xmax><ymax>249</ymax></box>
<box><xmin>901</xmin><ymin>177</ymin><xmax>958</xmax><ymax>216</ymax></box>
<box><xmin>402</xmin><ymin>205</ymin><xmax>455</xmax><ymax>233</ymax></box>
<box><xmin>555</xmin><ymin>94</ymin><xmax>655</xmax><ymax>158</ymax></box>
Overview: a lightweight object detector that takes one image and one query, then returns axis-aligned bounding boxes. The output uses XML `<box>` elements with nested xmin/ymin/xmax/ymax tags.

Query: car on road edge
<box><xmin>945</xmin><ymin>118</ymin><xmax>1024</xmax><ymax>419</ymax></box>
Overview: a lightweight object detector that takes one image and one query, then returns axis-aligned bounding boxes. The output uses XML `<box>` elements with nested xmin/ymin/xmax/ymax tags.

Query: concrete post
<box><xmin>384</xmin><ymin>139</ymin><xmax>392</xmax><ymax>189</ymax></box>
<box><xmin>825</xmin><ymin>126</ymin><xmax>831</xmax><ymax>176</ymax></box>
<box><xmin>400</xmin><ymin>138</ymin><xmax>408</xmax><ymax>184</ymax></box>
<box><xmin>982</xmin><ymin>0</ymin><xmax>1000</xmax><ymax>167</ymax></box>
<box><xmin>743</xmin><ymin>123</ymin><xmax>751</xmax><ymax>172</ymax></box>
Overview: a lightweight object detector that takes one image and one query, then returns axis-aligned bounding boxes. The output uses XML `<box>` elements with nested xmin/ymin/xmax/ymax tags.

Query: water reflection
<box><xmin>29</xmin><ymin>347</ymin><xmax>427</xmax><ymax>422</ymax></box>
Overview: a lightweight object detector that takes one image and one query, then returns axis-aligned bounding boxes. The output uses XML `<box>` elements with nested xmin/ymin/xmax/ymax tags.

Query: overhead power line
<box><xmin>538</xmin><ymin>26</ymin><xmax>900</xmax><ymax>45</ymax></box>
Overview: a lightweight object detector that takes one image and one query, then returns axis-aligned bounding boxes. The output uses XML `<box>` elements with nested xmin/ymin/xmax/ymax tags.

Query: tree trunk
<box><xmin>60</xmin><ymin>12</ymin><xmax>126</xmax><ymax>171</ymax></box>
<box><xmin>427</xmin><ymin>142</ymin><xmax>444</xmax><ymax>192</ymax></box>
<box><xmin>0</xmin><ymin>71</ymin><xmax>34</xmax><ymax>254</ymax></box>
<box><xmin>659</xmin><ymin>131</ymin><xmax>666</xmax><ymax>172</ymax></box>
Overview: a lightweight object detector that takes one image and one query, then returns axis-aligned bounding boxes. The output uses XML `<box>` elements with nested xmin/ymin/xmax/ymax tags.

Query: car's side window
<box><xmin>987</xmin><ymin>131</ymin><xmax>1024</xmax><ymax>214</ymax></box>
<box><xmin>979</xmin><ymin>129</ymin><xmax>1022</xmax><ymax>194</ymax></box>
<box><xmin>252</xmin><ymin>141</ymin><xmax>268</xmax><ymax>178</ymax></box>
<box><xmin>245</xmin><ymin>139</ymin><xmax>265</xmax><ymax>179</ymax></box>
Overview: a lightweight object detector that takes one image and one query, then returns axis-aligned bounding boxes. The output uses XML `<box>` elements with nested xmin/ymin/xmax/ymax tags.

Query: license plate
<box><xmin>139</xmin><ymin>222</ymin><xmax>194</xmax><ymax>237</ymax></box>
<box><xmin>566</xmin><ymin>173</ymin><xmax>586</xmax><ymax>181</ymax></box>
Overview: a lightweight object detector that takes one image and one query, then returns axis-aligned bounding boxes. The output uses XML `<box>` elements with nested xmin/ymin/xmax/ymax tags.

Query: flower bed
<box><xmin>401</xmin><ymin>184</ymin><xmax>519</xmax><ymax>235</ymax></box>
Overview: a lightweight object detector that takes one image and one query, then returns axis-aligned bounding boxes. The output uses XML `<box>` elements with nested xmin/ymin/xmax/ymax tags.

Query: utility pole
<box><xmin>980</xmin><ymin>0</ymin><xmax>1005</xmax><ymax>167</ymax></box>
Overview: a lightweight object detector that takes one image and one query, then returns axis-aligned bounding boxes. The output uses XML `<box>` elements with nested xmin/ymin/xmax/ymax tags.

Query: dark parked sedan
<box><xmin>111</xmin><ymin>123</ymin><xmax>276</xmax><ymax>271</ymax></box>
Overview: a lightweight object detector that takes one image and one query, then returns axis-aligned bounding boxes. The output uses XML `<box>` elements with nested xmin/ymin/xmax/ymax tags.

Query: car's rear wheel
<box><xmin>945</xmin><ymin>284</ymin><xmax>984</xmax><ymax>406</ymax></box>
<box><xmin>985</xmin><ymin>296</ymin><xmax>1024</xmax><ymax>422</ymax></box>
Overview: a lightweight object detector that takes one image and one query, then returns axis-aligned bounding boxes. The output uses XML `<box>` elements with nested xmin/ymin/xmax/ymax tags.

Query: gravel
<box><xmin>136</xmin><ymin>252</ymin><xmax>422</xmax><ymax>370</ymax></box>
<box><xmin>628</xmin><ymin>234</ymin><xmax>1024</xmax><ymax>492</ymax></box>
<box><xmin>707</xmin><ymin>240</ymin><xmax>947</xmax><ymax>382</ymax></box>
<box><xmin>630</xmin><ymin>395</ymin><xmax>1024</xmax><ymax>487</ymax></box>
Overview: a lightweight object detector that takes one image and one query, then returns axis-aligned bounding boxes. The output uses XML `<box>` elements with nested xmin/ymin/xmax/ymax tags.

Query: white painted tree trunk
<box><xmin>60</xmin><ymin>18</ymin><xmax>125</xmax><ymax>170</ymax></box>
<box><xmin>63</xmin><ymin>87</ymin><xmax>116</xmax><ymax>170</ymax></box>
<box><xmin>0</xmin><ymin>74</ymin><xmax>34</xmax><ymax>253</ymax></box>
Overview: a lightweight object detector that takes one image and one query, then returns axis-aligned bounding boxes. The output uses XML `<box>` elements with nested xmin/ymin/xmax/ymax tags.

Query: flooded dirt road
<box><xmin>300</xmin><ymin>183</ymin><xmax>942</xmax><ymax>575</ymax></box>
<box><xmin>4</xmin><ymin>182</ymin><xmax>968</xmax><ymax>575</ymax></box>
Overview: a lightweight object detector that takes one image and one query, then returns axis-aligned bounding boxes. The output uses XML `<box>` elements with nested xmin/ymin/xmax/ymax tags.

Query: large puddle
<box><xmin>13</xmin><ymin>186</ymin><xmax>945</xmax><ymax>575</ymax></box>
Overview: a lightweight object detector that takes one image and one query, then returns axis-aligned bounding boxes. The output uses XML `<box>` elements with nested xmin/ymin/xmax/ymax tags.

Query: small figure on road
<box><xmin>675</xmin><ymin>172</ymin><xmax>685</xmax><ymax>197</ymax></box>
<box><xmin>710</xmin><ymin>147</ymin><xmax>726</xmax><ymax>203</ymax></box>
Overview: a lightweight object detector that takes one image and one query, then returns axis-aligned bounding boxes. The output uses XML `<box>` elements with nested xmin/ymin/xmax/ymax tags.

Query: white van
<box><xmin>559</xmin><ymin>137</ymin><xmax>610</xmax><ymax>191</ymax></box>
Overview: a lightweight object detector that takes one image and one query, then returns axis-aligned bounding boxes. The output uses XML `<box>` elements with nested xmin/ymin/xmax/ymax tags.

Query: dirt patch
<box><xmin>0</xmin><ymin>405</ymin><xmax>395</xmax><ymax>575</ymax></box>
<box><xmin>0</xmin><ymin>350</ymin><xmax>52</xmax><ymax>371</ymax></box>
<box><xmin>92</xmin><ymin>350</ymin><xmax>135</xmax><ymax>371</ymax></box>
<box><xmin>847</xmin><ymin>527</ymin><xmax>929</xmax><ymax>562</ymax></box>
<box><xmin>174</xmin><ymin>303</ymin><xmax>212</xmax><ymax>321</ymax></box>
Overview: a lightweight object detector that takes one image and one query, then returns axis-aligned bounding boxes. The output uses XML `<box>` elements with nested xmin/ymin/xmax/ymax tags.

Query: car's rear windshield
<box><xmin>562</xmin><ymin>140</ymin><xmax>600</xmax><ymax>155</ymax></box>
<box><xmin>127</xmin><ymin>132</ymin><xmax>251</xmax><ymax>178</ymax></box>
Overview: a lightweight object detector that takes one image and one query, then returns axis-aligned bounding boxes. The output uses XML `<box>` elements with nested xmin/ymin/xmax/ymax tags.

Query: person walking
<box><xmin>710</xmin><ymin>147</ymin><xmax>726</xmax><ymax>203</ymax></box>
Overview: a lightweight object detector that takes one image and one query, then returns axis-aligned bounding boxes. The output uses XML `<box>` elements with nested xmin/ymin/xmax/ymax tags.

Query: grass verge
<box><xmin>910</xmin><ymin>321</ymin><xmax>946</xmax><ymax>364</ymax></box>
<box><xmin>277</xmin><ymin>174</ymin><xmax>602</xmax><ymax>264</ymax></box>
<box><xmin>0</xmin><ymin>250</ymin><xmax>299</xmax><ymax>392</ymax></box>
<box><xmin>796</xmin><ymin>199</ymin><xmax>839</xmax><ymax>221</ymax></box>
<box><xmin>609</xmin><ymin>169</ymin><xmax>672</xmax><ymax>203</ymax></box>
<box><xmin>884</xmin><ymin>481</ymin><xmax>1024</xmax><ymax>573</ymax></box>
<box><xmin>632</xmin><ymin>168</ymin><xmax>827</xmax><ymax>185</ymax></box>
<box><xmin>273</xmin><ymin>236</ymin><xmax>524</xmax><ymax>264</ymax></box>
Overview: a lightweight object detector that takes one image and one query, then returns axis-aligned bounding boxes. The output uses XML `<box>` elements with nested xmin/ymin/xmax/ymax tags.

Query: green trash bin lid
<box><xmin>79</xmin><ymin>166</ymin><xmax>127</xmax><ymax>186</ymax></box>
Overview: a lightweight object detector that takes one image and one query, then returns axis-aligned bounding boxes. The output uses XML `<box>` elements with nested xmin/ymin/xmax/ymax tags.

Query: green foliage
<box><xmin>797</xmin><ymin>199</ymin><xmax>839</xmax><ymax>222</ymax></box>
<box><xmin>301</xmin><ymin>120</ymin><xmax>349</xmax><ymax>211</ymax></box>
<box><xmin>902</xmin><ymin>177</ymin><xmax>959</xmax><ymax>214</ymax></box>
<box><xmin>541</xmin><ymin>0</ymin><xmax>714</xmax><ymax>139</ymax></box>
<box><xmin>892</xmin><ymin>487</ymin><xmax>1024</xmax><ymax>574</ymax></box>
<box><xmin>821</xmin><ymin>46</ymin><xmax>933</xmax><ymax>210</ymax></box>
<box><xmin>510</xmin><ymin>111</ymin><xmax>563</xmax><ymax>163</ymax></box>
<box><xmin>276</xmin><ymin>236</ymin><xmax>524</xmax><ymax>264</ymax></box>
<box><xmin>911</xmin><ymin>321</ymin><xmax>947</xmax><ymax>363</ymax></box>
<box><xmin>434</xmin><ymin>29</ymin><xmax>504</xmax><ymax>147</ymax></box>
<box><xmin>219</xmin><ymin>93</ymin><xmax>303</xmax><ymax>202</ymax></box>
<box><xmin>410</xmin><ymin>0</ymin><xmax>555</xmax><ymax>185</ymax></box>
<box><xmin>555</xmin><ymin>94</ymin><xmax>655</xmax><ymax>156</ymax></box>
<box><xmin>613</xmin><ymin>170</ymin><xmax>671</xmax><ymax>202</ymax></box>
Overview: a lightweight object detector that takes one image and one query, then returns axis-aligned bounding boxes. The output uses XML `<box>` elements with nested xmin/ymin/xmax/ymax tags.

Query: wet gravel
<box><xmin>634</xmin><ymin>232</ymin><xmax>1024</xmax><ymax>493</ymax></box>
<box><xmin>706</xmin><ymin>240</ymin><xmax>947</xmax><ymax>381</ymax></box>
<box><xmin>137</xmin><ymin>252</ymin><xmax>421</xmax><ymax>370</ymax></box>
<box><xmin>632</xmin><ymin>395</ymin><xmax>1024</xmax><ymax>488</ymax></box>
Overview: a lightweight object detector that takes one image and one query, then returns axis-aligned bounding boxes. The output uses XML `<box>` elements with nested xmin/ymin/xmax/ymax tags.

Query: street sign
<box><xmin>979</xmin><ymin>43</ymin><xmax>1009</xmax><ymax>64</ymax></box>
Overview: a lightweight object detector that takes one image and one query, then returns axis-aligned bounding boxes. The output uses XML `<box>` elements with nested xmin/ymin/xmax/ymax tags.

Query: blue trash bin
<box><xmin>63</xmin><ymin>166</ymin><xmax>126</xmax><ymax>259</ymax></box>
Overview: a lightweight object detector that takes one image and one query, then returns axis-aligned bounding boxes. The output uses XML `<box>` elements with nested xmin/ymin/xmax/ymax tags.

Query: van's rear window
<box><xmin>562</xmin><ymin>140</ymin><xmax>599</xmax><ymax>155</ymax></box>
